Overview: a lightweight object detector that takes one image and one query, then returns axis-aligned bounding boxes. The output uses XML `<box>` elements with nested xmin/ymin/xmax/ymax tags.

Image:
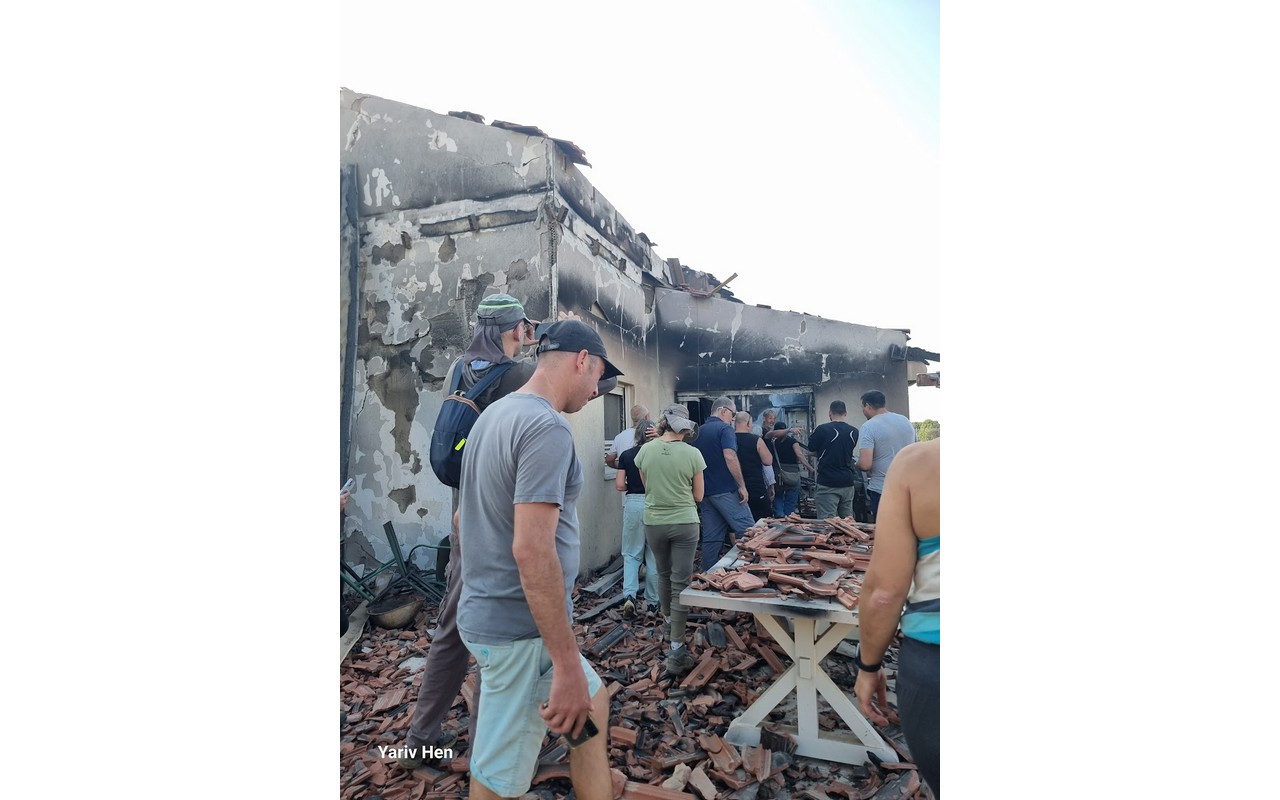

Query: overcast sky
<box><xmin>339</xmin><ymin>0</ymin><xmax>941</xmax><ymax>421</ymax></box>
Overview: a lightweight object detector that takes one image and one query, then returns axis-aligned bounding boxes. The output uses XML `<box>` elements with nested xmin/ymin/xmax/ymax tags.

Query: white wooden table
<box><xmin>679</xmin><ymin>546</ymin><xmax>895</xmax><ymax>764</ymax></box>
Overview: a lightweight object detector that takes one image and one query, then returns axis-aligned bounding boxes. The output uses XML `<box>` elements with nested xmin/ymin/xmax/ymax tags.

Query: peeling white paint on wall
<box><xmin>363</xmin><ymin>167</ymin><xmax>395</xmax><ymax>207</ymax></box>
<box><xmin>427</xmin><ymin>129</ymin><xmax>458</xmax><ymax>153</ymax></box>
<box><xmin>729</xmin><ymin>304</ymin><xmax>744</xmax><ymax>339</ymax></box>
<box><xmin>428</xmin><ymin>261</ymin><xmax>443</xmax><ymax>293</ymax></box>
<box><xmin>513</xmin><ymin>142</ymin><xmax>541</xmax><ymax>178</ymax></box>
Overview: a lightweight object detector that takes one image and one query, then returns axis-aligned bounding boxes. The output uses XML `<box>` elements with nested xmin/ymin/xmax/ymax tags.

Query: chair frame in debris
<box><xmin>339</xmin><ymin>521</ymin><xmax>447</xmax><ymax>604</ymax></box>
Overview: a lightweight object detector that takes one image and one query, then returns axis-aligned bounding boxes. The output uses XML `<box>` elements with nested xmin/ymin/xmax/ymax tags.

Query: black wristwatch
<box><xmin>853</xmin><ymin>646</ymin><xmax>882</xmax><ymax>673</ymax></box>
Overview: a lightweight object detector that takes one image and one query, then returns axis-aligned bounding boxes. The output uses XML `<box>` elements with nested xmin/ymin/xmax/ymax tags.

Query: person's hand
<box><xmin>645</xmin><ymin>425</ymin><xmax>658</xmax><ymax>440</ymax></box>
<box><xmin>854</xmin><ymin>667</ymin><xmax>890</xmax><ymax>726</ymax></box>
<box><xmin>738</xmin><ymin>486</ymin><xmax>749</xmax><ymax>505</ymax></box>
<box><xmin>540</xmin><ymin>662</ymin><xmax>594</xmax><ymax>738</ymax></box>
<box><xmin>556</xmin><ymin>310</ymin><xmax>583</xmax><ymax>322</ymax></box>
<box><xmin>520</xmin><ymin>321</ymin><xmax>539</xmax><ymax>347</ymax></box>
<box><xmin>340</xmin><ymin>492</ymin><xmax>350</xmax><ymax>511</ymax></box>
<box><xmin>767</xmin><ymin>486</ymin><xmax>776</xmax><ymax>502</ymax></box>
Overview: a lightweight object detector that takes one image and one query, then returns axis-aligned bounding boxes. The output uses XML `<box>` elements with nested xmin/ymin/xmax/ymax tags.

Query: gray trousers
<box><xmin>405</xmin><ymin>527</ymin><xmax>479</xmax><ymax>750</ymax></box>
<box><xmin>815</xmin><ymin>483</ymin><xmax>855</xmax><ymax>519</ymax></box>
<box><xmin>644</xmin><ymin>522</ymin><xmax>700</xmax><ymax>643</ymax></box>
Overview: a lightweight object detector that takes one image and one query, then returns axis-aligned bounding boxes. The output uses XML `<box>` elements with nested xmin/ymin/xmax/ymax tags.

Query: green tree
<box><xmin>913</xmin><ymin>419</ymin><xmax>939</xmax><ymax>441</ymax></box>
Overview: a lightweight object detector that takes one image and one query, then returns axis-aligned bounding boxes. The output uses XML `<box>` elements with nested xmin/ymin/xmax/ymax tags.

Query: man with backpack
<box><xmin>398</xmin><ymin>296</ymin><xmax>616</xmax><ymax>769</ymax></box>
<box><xmin>399</xmin><ymin>292</ymin><xmax>538</xmax><ymax>767</ymax></box>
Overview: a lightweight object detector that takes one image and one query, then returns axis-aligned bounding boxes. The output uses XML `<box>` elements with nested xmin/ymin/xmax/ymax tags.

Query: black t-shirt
<box><xmin>808</xmin><ymin>421</ymin><xmax>859</xmax><ymax>488</ymax></box>
<box><xmin>774</xmin><ymin>435</ymin><xmax>801</xmax><ymax>467</ymax></box>
<box><xmin>735</xmin><ymin>432</ymin><xmax>767</xmax><ymax>494</ymax></box>
<box><xmin>617</xmin><ymin>446</ymin><xmax>645</xmax><ymax>494</ymax></box>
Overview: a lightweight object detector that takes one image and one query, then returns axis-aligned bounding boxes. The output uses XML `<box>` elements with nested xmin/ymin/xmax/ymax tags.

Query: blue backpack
<box><xmin>429</xmin><ymin>362</ymin><xmax>515</xmax><ymax>487</ymax></box>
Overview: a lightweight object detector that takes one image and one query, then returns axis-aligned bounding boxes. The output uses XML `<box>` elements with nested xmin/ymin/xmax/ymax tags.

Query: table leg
<box><xmin>794</xmin><ymin>618</ymin><xmax>820</xmax><ymax>743</ymax></box>
<box><xmin>727</xmin><ymin>612</ymin><xmax>897</xmax><ymax>764</ymax></box>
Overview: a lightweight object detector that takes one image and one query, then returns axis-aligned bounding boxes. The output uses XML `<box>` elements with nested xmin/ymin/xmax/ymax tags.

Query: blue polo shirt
<box><xmin>692</xmin><ymin>416</ymin><xmax>739</xmax><ymax>496</ymax></box>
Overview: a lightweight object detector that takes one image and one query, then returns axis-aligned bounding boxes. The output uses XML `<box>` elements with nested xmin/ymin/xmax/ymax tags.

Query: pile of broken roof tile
<box><xmin>339</xmin><ymin>514</ymin><xmax>928</xmax><ymax>800</ymax></box>
<box><xmin>692</xmin><ymin>515</ymin><xmax>875</xmax><ymax>607</ymax></box>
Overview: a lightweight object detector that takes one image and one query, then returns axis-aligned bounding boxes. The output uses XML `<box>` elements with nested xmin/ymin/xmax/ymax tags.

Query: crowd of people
<box><xmin>350</xmin><ymin>293</ymin><xmax>939</xmax><ymax>799</ymax></box>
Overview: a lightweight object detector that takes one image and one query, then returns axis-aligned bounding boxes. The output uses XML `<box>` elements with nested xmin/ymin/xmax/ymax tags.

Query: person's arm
<box><xmin>605</xmin><ymin>443</ymin><xmax>620</xmax><ymax>469</ymax></box>
<box><xmin>691</xmin><ymin>470</ymin><xmax>705</xmax><ymax>504</ymax></box>
<box><xmin>857</xmin><ymin>447</ymin><xmax>874</xmax><ymax>472</ymax></box>
<box><xmin>756</xmin><ymin>437</ymin><xmax>773</xmax><ymax>466</ymax></box>
<box><xmin>722</xmin><ymin>449</ymin><xmax>749</xmax><ymax>504</ymax></box>
<box><xmin>852</xmin><ymin>452</ymin><xmax>918</xmax><ymax>725</ymax></box>
<box><xmin>793</xmin><ymin>441</ymin><xmax>816</xmax><ymax>472</ymax></box>
<box><xmin>513</xmin><ymin>502</ymin><xmax>595</xmax><ymax>738</ymax></box>
<box><xmin>614</xmin><ymin>465</ymin><xmax>627</xmax><ymax>492</ymax></box>
<box><xmin>855</xmin><ymin>425</ymin><xmax>874</xmax><ymax>472</ymax></box>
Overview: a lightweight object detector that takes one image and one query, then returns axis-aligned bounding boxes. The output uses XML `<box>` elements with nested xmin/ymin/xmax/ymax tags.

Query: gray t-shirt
<box><xmin>457</xmin><ymin>392</ymin><xmax>582</xmax><ymax>644</ymax></box>
<box><xmin>858</xmin><ymin>411</ymin><xmax>917</xmax><ymax>493</ymax></box>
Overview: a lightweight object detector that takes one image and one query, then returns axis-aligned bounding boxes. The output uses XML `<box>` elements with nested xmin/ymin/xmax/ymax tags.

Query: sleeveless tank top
<box><xmin>901</xmin><ymin>535</ymin><xmax>939</xmax><ymax>644</ymax></box>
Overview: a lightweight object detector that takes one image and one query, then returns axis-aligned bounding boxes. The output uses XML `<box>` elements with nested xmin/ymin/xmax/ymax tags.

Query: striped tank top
<box><xmin>901</xmin><ymin>535</ymin><xmax>939</xmax><ymax>644</ymax></box>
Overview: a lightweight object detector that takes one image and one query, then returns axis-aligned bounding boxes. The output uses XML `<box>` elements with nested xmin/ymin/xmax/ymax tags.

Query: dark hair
<box><xmin>860</xmin><ymin>390</ymin><xmax>886</xmax><ymax>409</ymax></box>
<box><xmin>830</xmin><ymin>400</ymin><xmax>847</xmax><ymax>415</ymax></box>
<box><xmin>633</xmin><ymin>419</ymin><xmax>655</xmax><ymax>448</ymax></box>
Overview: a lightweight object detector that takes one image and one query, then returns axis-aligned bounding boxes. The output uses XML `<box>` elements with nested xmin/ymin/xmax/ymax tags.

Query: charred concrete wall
<box><xmin>339</xmin><ymin>91</ymin><xmax>674</xmax><ymax>577</ymax></box>
<box><xmin>340</xmin><ymin>91</ymin><xmax>556</xmax><ymax>574</ymax></box>
<box><xmin>338</xmin><ymin>89</ymin><xmax>925</xmax><ymax>580</ymax></box>
<box><xmin>655</xmin><ymin>289</ymin><xmax>913</xmax><ymax>418</ymax></box>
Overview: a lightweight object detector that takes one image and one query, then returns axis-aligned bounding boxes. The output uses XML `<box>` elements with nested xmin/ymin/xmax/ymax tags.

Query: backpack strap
<box><xmin>446</xmin><ymin>361</ymin><xmax>467</xmax><ymax>395</ymax></box>
<box><xmin>459</xmin><ymin>361</ymin><xmax>516</xmax><ymax>402</ymax></box>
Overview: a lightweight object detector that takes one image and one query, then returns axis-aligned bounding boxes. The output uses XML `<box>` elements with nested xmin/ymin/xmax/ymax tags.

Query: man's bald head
<box><xmin>630</xmin><ymin>405</ymin><xmax>650</xmax><ymax>424</ymax></box>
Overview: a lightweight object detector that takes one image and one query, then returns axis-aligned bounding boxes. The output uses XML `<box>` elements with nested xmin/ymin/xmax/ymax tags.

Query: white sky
<box><xmin>339</xmin><ymin>0</ymin><xmax>942</xmax><ymax>421</ymax></box>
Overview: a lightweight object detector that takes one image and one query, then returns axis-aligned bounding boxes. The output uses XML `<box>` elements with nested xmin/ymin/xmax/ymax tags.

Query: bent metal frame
<box><xmin>680</xmin><ymin>547</ymin><xmax>896</xmax><ymax>765</ymax></box>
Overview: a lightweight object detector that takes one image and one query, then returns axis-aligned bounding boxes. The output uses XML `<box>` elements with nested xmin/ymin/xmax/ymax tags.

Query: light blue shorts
<box><xmin>461</xmin><ymin>636</ymin><xmax>604</xmax><ymax>797</ymax></box>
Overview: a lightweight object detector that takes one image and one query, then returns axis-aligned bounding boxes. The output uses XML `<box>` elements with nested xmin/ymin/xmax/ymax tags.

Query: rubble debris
<box><xmin>340</xmin><ymin>514</ymin><xmax>917</xmax><ymax>800</ymax></box>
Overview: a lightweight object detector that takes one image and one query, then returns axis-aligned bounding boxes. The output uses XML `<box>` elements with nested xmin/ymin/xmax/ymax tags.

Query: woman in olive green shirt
<box><xmin>634</xmin><ymin>404</ymin><xmax>706</xmax><ymax>674</ymax></box>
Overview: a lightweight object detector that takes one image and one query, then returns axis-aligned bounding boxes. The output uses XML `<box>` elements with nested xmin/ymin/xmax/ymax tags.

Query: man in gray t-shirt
<box><xmin>856</xmin><ymin>389</ymin><xmax>918</xmax><ymax>519</ymax></box>
<box><xmin>456</xmin><ymin>319</ymin><xmax>623</xmax><ymax>800</ymax></box>
<box><xmin>458</xmin><ymin>391</ymin><xmax>584</xmax><ymax>640</ymax></box>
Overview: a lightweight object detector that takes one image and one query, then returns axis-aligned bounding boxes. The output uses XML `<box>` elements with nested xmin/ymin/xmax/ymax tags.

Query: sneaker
<box><xmin>665</xmin><ymin>645</ymin><xmax>696</xmax><ymax>675</ymax></box>
<box><xmin>622</xmin><ymin>596</ymin><xmax>636</xmax><ymax>619</ymax></box>
<box><xmin>395</xmin><ymin>731</ymin><xmax>458</xmax><ymax>770</ymax></box>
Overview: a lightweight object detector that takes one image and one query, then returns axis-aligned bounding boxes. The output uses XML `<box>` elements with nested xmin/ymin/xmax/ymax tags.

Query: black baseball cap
<box><xmin>535</xmin><ymin>319</ymin><xmax>624</xmax><ymax>380</ymax></box>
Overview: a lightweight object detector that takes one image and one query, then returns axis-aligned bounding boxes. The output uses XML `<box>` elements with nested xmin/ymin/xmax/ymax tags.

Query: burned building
<box><xmin>339</xmin><ymin>88</ymin><xmax>937</xmax><ymax>580</ymax></box>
